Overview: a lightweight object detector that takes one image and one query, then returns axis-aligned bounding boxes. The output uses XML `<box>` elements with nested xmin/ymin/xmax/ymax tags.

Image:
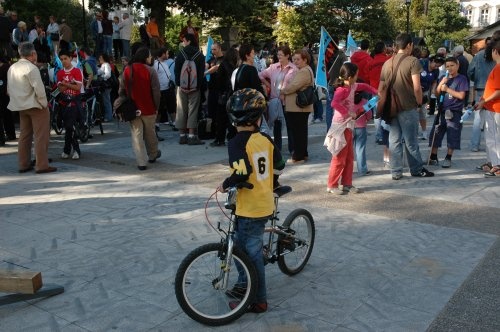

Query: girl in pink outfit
<box><xmin>327</xmin><ymin>63</ymin><xmax>377</xmax><ymax>195</ymax></box>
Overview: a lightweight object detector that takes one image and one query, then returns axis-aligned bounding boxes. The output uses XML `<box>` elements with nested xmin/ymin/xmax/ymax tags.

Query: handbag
<box><xmin>115</xmin><ymin>65</ymin><xmax>137</xmax><ymax>122</ymax></box>
<box><xmin>295</xmin><ymin>69</ymin><xmax>316</xmax><ymax>108</ymax></box>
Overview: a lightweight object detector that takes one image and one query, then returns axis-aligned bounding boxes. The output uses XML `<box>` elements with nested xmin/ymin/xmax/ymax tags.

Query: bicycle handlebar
<box><xmin>235</xmin><ymin>182</ymin><xmax>254</xmax><ymax>190</ymax></box>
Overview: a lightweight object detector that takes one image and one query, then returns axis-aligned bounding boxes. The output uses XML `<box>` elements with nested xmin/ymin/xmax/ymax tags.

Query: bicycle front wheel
<box><xmin>175</xmin><ymin>242</ymin><xmax>257</xmax><ymax>326</ymax></box>
<box><xmin>278</xmin><ymin>208</ymin><xmax>315</xmax><ymax>275</ymax></box>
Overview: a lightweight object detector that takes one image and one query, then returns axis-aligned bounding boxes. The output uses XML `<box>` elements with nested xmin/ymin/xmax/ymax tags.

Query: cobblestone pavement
<box><xmin>0</xmin><ymin>113</ymin><xmax>499</xmax><ymax>332</ymax></box>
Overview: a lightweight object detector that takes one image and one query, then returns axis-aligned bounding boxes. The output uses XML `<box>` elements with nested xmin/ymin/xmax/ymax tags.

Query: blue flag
<box><xmin>315</xmin><ymin>27</ymin><xmax>338</xmax><ymax>90</ymax></box>
<box><xmin>205</xmin><ymin>36</ymin><xmax>214</xmax><ymax>82</ymax></box>
<box><xmin>346</xmin><ymin>30</ymin><xmax>357</xmax><ymax>57</ymax></box>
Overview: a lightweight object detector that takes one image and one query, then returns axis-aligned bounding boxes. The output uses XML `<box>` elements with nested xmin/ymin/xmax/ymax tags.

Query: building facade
<box><xmin>461</xmin><ymin>0</ymin><xmax>500</xmax><ymax>31</ymax></box>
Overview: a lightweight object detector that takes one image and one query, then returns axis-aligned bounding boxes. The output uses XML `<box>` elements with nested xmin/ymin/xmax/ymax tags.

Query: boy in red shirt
<box><xmin>56</xmin><ymin>49</ymin><xmax>83</xmax><ymax>160</ymax></box>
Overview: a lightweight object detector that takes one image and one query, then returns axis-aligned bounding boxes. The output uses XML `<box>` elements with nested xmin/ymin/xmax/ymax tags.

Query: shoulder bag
<box><xmin>115</xmin><ymin>65</ymin><xmax>138</xmax><ymax>122</ymax></box>
<box><xmin>376</xmin><ymin>55</ymin><xmax>406</xmax><ymax>123</ymax></box>
<box><xmin>296</xmin><ymin>68</ymin><xmax>316</xmax><ymax>108</ymax></box>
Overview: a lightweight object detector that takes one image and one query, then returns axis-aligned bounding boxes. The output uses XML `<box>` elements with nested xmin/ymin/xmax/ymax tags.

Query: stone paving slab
<box><xmin>0</xmin><ymin>160</ymin><xmax>497</xmax><ymax>331</ymax></box>
<box><xmin>1</xmin><ymin>114</ymin><xmax>499</xmax><ymax>331</ymax></box>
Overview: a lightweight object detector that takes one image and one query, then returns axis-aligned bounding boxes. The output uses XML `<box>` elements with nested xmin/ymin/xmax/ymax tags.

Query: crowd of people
<box><xmin>1</xmin><ymin>8</ymin><xmax>499</xmax><ymax>180</ymax></box>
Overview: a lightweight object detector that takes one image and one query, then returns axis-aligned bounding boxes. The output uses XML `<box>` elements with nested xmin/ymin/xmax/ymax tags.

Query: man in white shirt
<box><xmin>7</xmin><ymin>42</ymin><xmax>56</xmax><ymax>173</ymax></box>
<box><xmin>154</xmin><ymin>47</ymin><xmax>176</xmax><ymax>130</ymax></box>
<box><xmin>118</xmin><ymin>13</ymin><xmax>132</xmax><ymax>58</ymax></box>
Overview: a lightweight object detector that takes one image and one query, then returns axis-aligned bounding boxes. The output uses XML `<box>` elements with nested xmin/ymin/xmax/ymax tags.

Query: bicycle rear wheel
<box><xmin>175</xmin><ymin>242</ymin><xmax>257</xmax><ymax>326</ymax></box>
<box><xmin>278</xmin><ymin>208</ymin><xmax>315</xmax><ymax>275</ymax></box>
<box><xmin>95</xmin><ymin>101</ymin><xmax>104</xmax><ymax>135</ymax></box>
<box><xmin>51</xmin><ymin>105</ymin><xmax>64</xmax><ymax>135</ymax></box>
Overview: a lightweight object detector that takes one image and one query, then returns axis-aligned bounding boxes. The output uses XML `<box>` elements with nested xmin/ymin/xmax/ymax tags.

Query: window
<box><xmin>466</xmin><ymin>9</ymin><xmax>473</xmax><ymax>22</ymax></box>
<box><xmin>481</xmin><ymin>8</ymin><xmax>489</xmax><ymax>25</ymax></box>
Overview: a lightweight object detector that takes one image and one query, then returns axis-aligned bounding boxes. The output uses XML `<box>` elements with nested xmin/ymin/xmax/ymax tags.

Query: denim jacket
<box><xmin>468</xmin><ymin>49</ymin><xmax>496</xmax><ymax>90</ymax></box>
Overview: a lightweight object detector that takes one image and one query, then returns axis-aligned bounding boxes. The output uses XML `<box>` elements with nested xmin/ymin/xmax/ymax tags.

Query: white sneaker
<box><xmin>61</xmin><ymin>152</ymin><xmax>70</xmax><ymax>159</ymax></box>
<box><xmin>72</xmin><ymin>151</ymin><xmax>80</xmax><ymax>160</ymax></box>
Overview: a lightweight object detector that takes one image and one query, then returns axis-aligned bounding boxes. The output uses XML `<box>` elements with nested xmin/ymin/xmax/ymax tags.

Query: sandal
<box><xmin>484</xmin><ymin>165</ymin><xmax>500</xmax><ymax>178</ymax></box>
<box><xmin>476</xmin><ymin>162</ymin><xmax>493</xmax><ymax>172</ymax></box>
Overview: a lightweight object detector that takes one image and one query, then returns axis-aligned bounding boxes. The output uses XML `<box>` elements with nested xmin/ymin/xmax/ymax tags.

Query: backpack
<box><xmin>179</xmin><ymin>49</ymin><xmax>201</xmax><ymax>93</ymax></box>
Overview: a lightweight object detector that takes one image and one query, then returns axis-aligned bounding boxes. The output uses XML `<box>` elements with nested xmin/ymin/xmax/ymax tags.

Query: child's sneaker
<box><xmin>72</xmin><ymin>151</ymin><xmax>80</xmax><ymax>160</ymax></box>
<box><xmin>327</xmin><ymin>187</ymin><xmax>345</xmax><ymax>195</ymax></box>
<box><xmin>345</xmin><ymin>185</ymin><xmax>363</xmax><ymax>193</ymax></box>
<box><xmin>229</xmin><ymin>301</ymin><xmax>268</xmax><ymax>313</ymax></box>
<box><xmin>61</xmin><ymin>152</ymin><xmax>70</xmax><ymax>159</ymax></box>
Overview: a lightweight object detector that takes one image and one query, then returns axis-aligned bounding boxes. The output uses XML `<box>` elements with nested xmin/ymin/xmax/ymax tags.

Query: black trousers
<box><xmin>62</xmin><ymin>104</ymin><xmax>81</xmax><ymax>154</ymax></box>
<box><xmin>284</xmin><ymin>111</ymin><xmax>309</xmax><ymax>161</ymax></box>
<box><xmin>214</xmin><ymin>99</ymin><xmax>229</xmax><ymax>143</ymax></box>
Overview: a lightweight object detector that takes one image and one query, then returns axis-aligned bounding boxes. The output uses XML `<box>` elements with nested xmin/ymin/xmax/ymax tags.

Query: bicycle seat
<box><xmin>273</xmin><ymin>185</ymin><xmax>292</xmax><ymax>198</ymax></box>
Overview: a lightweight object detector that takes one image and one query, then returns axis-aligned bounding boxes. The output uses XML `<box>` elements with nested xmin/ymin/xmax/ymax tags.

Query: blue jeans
<box><xmin>354</xmin><ymin>127</ymin><xmax>368</xmax><ymax>174</ymax></box>
<box><xmin>312</xmin><ymin>96</ymin><xmax>323</xmax><ymax>120</ymax></box>
<box><xmin>103</xmin><ymin>35</ymin><xmax>113</xmax><ymax>57</ymax></box>
<box><xmin>325</xmin><ymin>85</ymin><xmax>335</xmax><ymax>132</ymax></box>
<box><xmin>122</xmin><ymin>39</ymin><xmax>130</xmax><ymax>58</ymax></box>
<box><xmin>102</xmin><ymin>88</ymin><xmax>113</xmax><ymax>121</ymax></box>
<box><xmin>471</xmin><ymin>90</ymin><xmax>485</xmax><ymax>150</ymax></box>
<box><xmin>389</xmin><ymin>109</ymin><xmax>424</xmax><ymax>176</ymax></box>
<box><xmin>233</xmin><ymin>217</ymin><xmax>267</xmax><ymax>303</ymax></box>
<box><xmin>374</xmin><ymin>118</ymin><xmax>383</xmax><ymax>142</ymax></box>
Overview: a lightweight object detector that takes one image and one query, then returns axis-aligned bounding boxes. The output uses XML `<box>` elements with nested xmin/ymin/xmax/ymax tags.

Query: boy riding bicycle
<box><xmin>56</xmin><ymin>49</ymin><xmax>84</xmax><ymax>160</ymax></box>
<box><xmin>219</xmin><ymin>88</ymin><xmax>286</xmax><ymax>313</ymax></box>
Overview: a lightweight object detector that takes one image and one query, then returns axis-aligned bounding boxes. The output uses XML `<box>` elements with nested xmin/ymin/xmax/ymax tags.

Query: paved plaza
<box><xmin>0</xmin><ymin>113</ymin><xmax>499</xmax><ymax>332</ymax></box>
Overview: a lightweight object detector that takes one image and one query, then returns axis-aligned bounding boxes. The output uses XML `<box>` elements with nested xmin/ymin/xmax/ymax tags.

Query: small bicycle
<box><xmin>174</xmin><ymin>183</ymin><xmax>315</xmax><ymax>326</ymax></box>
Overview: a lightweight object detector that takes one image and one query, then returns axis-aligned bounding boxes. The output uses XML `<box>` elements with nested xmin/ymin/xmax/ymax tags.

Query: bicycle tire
<box><xmin>79</xmin><ymin>105</ymin><xmax>90</xmax><ymax>142</ymax></box>
<box><xmin>278</xmin><ymin>208</ymin><xmax>315</xmax><ymax>276</ymax></box>
<box><xmin>96</xmin><ymin>102</ymin><xmax>104</xmax><ymax>135</ymax></box>
<box><xmin>175</xmin><ymin>242</ymin><xmax>257</xmax><ymax>326</ymax></box>
<box><xmin>51</xmin><ymin>106</ymin><xmax>64</xmax><ymax>135</ymax></box>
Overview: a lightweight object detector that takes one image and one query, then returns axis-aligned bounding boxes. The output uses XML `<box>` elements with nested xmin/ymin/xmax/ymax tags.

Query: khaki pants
<box><xmin>129</xmin><ymin>114</ymin><xmax>158</xmax><ymax>167</ymax></box>
<box><xmin>18</xmin><ymin>107</ymin><xmax>51</xmax><ymax>171</ymax></box>
<box><xmin>176</xmin><ymin>89</ymin><xmax>200</xmax><ymax>130</ymax></box>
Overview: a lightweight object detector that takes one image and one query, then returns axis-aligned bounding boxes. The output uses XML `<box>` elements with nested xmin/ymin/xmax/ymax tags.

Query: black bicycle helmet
<box><xmin>227</xmin><ymin>88</ymin><xmax>266</xmax><ymax>126</ymax></box>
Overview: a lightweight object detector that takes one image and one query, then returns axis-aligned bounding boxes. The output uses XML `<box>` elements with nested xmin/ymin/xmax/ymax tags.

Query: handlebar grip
<box><xmin>236</xmin><ymin>182</ymin><xmax>254</xmax><ymax>189</ymax></box>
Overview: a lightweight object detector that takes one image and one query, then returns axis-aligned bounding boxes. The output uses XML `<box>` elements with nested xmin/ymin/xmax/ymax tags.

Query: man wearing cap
<box><xmin>7</xmin><ymin>42</ymin><xmax>56</xmax><ymax>173</ymax></box>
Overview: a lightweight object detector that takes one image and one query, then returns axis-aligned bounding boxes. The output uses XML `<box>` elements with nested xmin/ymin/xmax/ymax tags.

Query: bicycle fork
<box><xmin>214</xmin><ymin>219</ymin><xmax>236</xmax><ymax>291</ymax></box>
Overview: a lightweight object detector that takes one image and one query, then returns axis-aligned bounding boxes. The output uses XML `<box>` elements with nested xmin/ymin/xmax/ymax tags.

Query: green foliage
<box><xmin>424</xmin><ymin>0</ymin><xmax>470</xmax><ymax>52</ymax></box>
<box><xmin>274</xmin><ymin>4</ymin><xmax>303</xmax><ymax>50</ymax></box>
<box><xmin>3</xmin><ymin>0</ymin><xmax>93</xmax><ymax>47</ymax></box>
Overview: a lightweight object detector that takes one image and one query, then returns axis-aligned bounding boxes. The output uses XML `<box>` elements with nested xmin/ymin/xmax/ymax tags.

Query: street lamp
<box><xmin>405</xmin><ymin>0</ymin><xmax>411</xmax><ymax>35</ymax></box>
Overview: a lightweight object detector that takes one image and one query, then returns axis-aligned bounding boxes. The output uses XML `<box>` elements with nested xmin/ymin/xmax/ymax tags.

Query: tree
<box><xmin>274</xmin><ymin>4</ymin><xmax>303</xmax><ymax>49</ymax></box>
<box><xmin>424</xmin><ymin>0</ymin><xmax>469</xmax><ymax>52</ymax></box>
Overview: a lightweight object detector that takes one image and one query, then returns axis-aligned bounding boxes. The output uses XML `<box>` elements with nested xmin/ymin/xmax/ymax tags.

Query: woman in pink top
<box><xmin>327</xmin><ymin>62</ymin><xmax>376</xmax><ymax>195</ymax></box>
<box><xmin>259</xmin><ymin>45</ymin><xmax>297</xmax><ymax>151</ymax></box>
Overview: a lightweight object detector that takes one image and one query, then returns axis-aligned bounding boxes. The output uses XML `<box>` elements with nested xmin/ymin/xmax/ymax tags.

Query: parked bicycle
<box><xmin>47</xmin><ymin>87</ymin><xmax>64</xmax><ymax>135</ymax></box>
<box><xmin>79</xmin><ymin>86</ymin><xmax>105</xmax><ymax>142</ymax></box>
<box><xmin>175</xmin><ymin>183</ymin><xmax>315</xmax><ymax>326</ymax></box>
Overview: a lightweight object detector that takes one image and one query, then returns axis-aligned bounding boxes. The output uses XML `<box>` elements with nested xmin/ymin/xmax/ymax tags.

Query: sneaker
<box><xmin>209</xmin><ymin>140</ymin><xmax>225</xmax><ymax>147</ymax></box>
<box><xmin>418</xmin><ymin>132</ymin><xmax>426</xmax><ymax>140</ymax></box>
<box><xmin>228</xmin><ymin>301</ymin><xmax>268</xmax><ymax>313</ymax></box>
<box><xmin>61</xmin><ymin>152</ymin><xmax>70</xmax><ymax>159</ymax></box>
<box><xmin>72</xmin><ymin>151</ymin><xmax>80</xmax><ymax>160</ymax></box>
<box><xmin>442</xmin><ymin>159</ymin><xmax>451</xmax><ymax>168</ymax></box>
<box><xmin>225</xmin><ymin>286</ymin><xmax>247</xmax><ymax>300</ymax></box>
<box><xmin>287</xmin><ymin>158</ymin><xmax>305</xmax><ymax>165</ymax></box>
<box><xmin>476</xmin><ymin>162</ymin><xmax>492</xmax><ymax>172</ymax></box>
<box><xmin>392</xmin><ymin>174</ymin><xmax>403</xmax><ymax>180</ymax></box>
<box><xmin>428</xmin><ymin>159</ymin><xmax>439</xmax><ymax>166</ymax></box>
<box><xmin>412</xmin><ymin>167</ymin><xmax>434</xmax><ymax>177</ymax></box>
<box><xmin>384</xmin><ymin>161</ymin><xmax>391</xmax><ymax>169</ymax></box>
<box><xmin>362</xmin><ymin>171</ymin><xmax>372</xmax><ymax>176</ymax></box>
<box><xmin>148</xmin><ymin>150</ymin><xmax>161</xmax><ymax>163</ymax></box>
<box><xmin>327</xmin><ymin>187</ymin><xmax>346</xmax><ymax>195</ymax></box>
<box><xmin>179</xmin><ymin>136</ymin><xmax>188</xmax><ymax>145</ymax></box>
<box><xmin>187</xmin><ymin>136</ymin><xmax>205</xmax><ymax>145</ymax></box>
<box><xmin>345</xmin><ymin>185</ymin><xmax>363</xmax><ymax>193</ymax></box>
<box><xmin>484</xmin><ymin>166</ymin><xmax>500</xmax><ymax>178</ymax></box>
<box><xmin>471</xmin><ymin>147</ymin><xmax>479</xmax><ymax>152</ymax></box>
<box><xmin>137</xmin><ymin>166</ymin><xmax>147</xmax><ymax>171</ymax></box>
